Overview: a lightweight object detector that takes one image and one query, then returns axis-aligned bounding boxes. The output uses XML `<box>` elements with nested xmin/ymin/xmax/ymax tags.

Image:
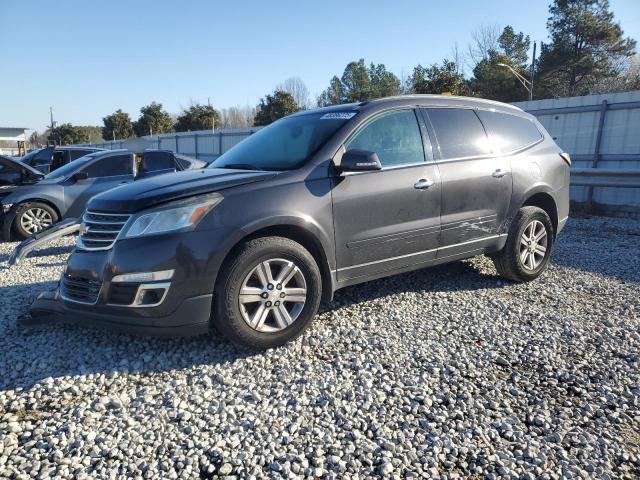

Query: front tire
<box><xmin>492</xmin><ymin>206</ymin><xmax>554</xmax><ymax>282</ymax></box>
<box><xmin>213</xmin><ymin>236</ymin><xmax>322</xmax><ymax>350</ymax></box>
<box><xmin>13</xmin><ymin>202</ymin><xmax>59</xmax><ymax>240</ymax></box>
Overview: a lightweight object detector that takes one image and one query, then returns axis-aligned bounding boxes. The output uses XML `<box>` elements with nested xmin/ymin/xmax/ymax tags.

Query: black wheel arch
<box><xmin>522</xmin><ymin>191</ymin><xmax>558</xmax><ymax>236</ymax></box>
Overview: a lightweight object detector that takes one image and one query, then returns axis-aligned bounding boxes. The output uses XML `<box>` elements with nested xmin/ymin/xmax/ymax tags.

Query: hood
<box><xmin>88</xmin><ymin>168</ymin><xmax>277</xmax><ymax>213</ymax></box>
<box><xmin>0</xmin><ymin>155</ymin><xmax>44</xmax><ymax>186</ymax></box>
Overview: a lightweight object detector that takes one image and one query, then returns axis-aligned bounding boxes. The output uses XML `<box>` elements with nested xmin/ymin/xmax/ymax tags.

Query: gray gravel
<box><xmin>1</xmin><ymin>216</ymin><xmax>639</xmax><ymax>479</ymax></box>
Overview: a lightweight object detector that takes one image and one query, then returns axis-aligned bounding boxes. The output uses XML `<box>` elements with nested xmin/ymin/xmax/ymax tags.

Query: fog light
<box><xmin>112</xmin><ymin>270</ymin><xmax>174</xmax><ymax>283</ymax></box>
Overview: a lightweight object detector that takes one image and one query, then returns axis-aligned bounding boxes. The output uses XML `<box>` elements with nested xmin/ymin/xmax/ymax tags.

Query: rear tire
<box><xmin>213</xmin><ymin>236</ymin><xmax>322</xmax><ymax>350</ymax></box>
<box><xmin>492</xmin><ymin>206</ymin><xmax>554</xmax><ymax>282</ymax></box>
<box><xmin>13</xmin><ymin>202</ymin><xmax>59</xmax><ymax>240</ymax></box>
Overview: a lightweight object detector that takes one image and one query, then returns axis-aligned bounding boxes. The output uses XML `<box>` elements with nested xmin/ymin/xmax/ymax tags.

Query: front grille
<box><xmin>60</xmin><ymin>274</ymin><xmax>102</xmax><ymax>304</ymax></box>
<box><xmin>77</xmin><ymin>211</ymin><xmax>131</xmax><ymax>251</ymax></box>
<box><xmin>108</xmin><ymin>284</ymin><xmax>139</xmax><ymax>305</ymax></box>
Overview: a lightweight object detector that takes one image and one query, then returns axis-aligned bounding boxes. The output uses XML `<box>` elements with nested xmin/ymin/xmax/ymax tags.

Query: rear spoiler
<box><xmin>8</xmin><ymin>217</ymin><xmax>81</xmax><ymax>266</ymax></box>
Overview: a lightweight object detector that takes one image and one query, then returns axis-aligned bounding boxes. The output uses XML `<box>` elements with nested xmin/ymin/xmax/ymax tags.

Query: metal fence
<box><xmin>514</xmin><ymin>90</ymin><xmax>640</xmax><ymax>215</ymax></box>
<box><xmin>75</xmin><ymin>127</ymin><xmax>260</xmax><ymax>163</ymax></box>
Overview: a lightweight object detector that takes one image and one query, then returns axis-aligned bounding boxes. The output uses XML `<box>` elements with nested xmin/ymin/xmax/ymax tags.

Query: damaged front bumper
<box><xmin>26</xmin><ymin>287</ymin><xmax>212</xmax><ymax>337</ymax></box>
<box><xmin>8</xmin><ymin>217</ymin><xmax>82</xmax><ymax>265</ymax></box>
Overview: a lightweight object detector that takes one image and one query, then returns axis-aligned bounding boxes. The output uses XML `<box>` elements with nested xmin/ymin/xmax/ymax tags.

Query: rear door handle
<box><xmin>492</xmin><ymin>169</ymin><xmax>508</xmax><ymax>178</ymax></box>
<box><xmin>414</xmin><ymin>178</ymin><xmax>435</xmax><ymax>190</ymax></box>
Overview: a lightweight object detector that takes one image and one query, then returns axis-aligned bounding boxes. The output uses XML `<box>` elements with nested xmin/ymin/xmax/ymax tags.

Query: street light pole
<box><xmin>497</xmin><ymin>62</ymin><xmax>533</xmax><ymax>101</ymax></box>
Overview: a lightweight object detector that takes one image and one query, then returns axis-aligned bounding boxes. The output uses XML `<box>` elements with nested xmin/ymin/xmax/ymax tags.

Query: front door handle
<box><xmin>492</xmin><ymin>169</ymin><xmax>508</xmax><ymax>178</ymax></box>
<box><xmin>414</xmin><ymin>178</ymin><xmax>435</xmax><ymax>190</ymax></box>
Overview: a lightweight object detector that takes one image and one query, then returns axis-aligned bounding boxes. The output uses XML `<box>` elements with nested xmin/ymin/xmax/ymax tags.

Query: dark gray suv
<box><xmin>31</xmin><ymin>95</ymin><xmax>570</xmax><ymax>350</ymax></box>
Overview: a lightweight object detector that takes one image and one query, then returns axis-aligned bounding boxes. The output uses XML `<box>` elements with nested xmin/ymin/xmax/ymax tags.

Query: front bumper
<box><xmin>26</xmin><ymin>226</ymin><xmax>239</xmax><ymax>336</ymax></box>
<box><xmin>29</xmin><ymin>288</ymin><xmax>212</xmax><ymax>336</ymax></box>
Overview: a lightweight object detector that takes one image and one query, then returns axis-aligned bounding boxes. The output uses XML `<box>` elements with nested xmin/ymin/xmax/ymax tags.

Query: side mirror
<box><xmin>71</xmin><ymin>171</ymin><xmax>89</xmax><ymax>182</ymax></box>
<box><xmin>338</xmin><ymin>149</ymin><xmax>382</xmax><ymax>173</ymax></box>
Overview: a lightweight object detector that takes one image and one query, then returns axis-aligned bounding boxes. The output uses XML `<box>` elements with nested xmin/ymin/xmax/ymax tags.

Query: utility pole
<box><xmin>529</xmin><ymin>41</ymin><xmax>537</xmax><ymax>101</ymax></box>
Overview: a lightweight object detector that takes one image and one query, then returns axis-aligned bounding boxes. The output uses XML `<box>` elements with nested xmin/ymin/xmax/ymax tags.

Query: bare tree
<box><xmin>219</xmin><ymin>105</ymin><xmax>257</xmax><ymax>129</ymax></box>
<box><xmin>276</xmin><ymin>77</ymin><xmax>310</xmax><ymax>109</ymax></box>
<box><xmin>467</xmin><ymin>24</ymin><xmax>501</xmax><ymax>67</ymax></box>
<box><xmin>451</xmin><ymin>41</ymin><xmax>464</xmax><ymax>77</ymax></box>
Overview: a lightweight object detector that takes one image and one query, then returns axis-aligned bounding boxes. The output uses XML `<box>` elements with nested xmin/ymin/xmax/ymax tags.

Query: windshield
<box><xmin>45</xmin><ymin>153</ymin><xmax>100</xmax><ymax>179</ymax></box>
<box><xmin>209</xmin><ymin>112</ymin><xmax>355</xmax><ymax>171</ymax></box>
<box><xmin>19</xmin><ymin>148</ymin><xmax>45</xmax><ymax>163</ymax></box>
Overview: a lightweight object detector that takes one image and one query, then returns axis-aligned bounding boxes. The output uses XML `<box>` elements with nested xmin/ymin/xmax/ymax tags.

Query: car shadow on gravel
<box><xmin>324</xmin><ymin>259</ymin><xmax>503</xmax><ymax>311</ymax></box>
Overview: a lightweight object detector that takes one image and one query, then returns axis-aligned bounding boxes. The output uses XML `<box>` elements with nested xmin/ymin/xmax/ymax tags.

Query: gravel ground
<box><xmin>0</xmin><ymin>216</ymin><xmax>639</xmax><ymax>479</ymax></box>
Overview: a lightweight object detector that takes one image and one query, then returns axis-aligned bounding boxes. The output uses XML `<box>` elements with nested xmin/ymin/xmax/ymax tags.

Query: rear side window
<box><xmin>426</xmin><ymin>108</ymin><xmax>492</xmax><ymax>159</ymax></box>
<box><xmin>476</xmin><ymin>110</ymin><xmax>542</xmax><ymax>153</ymax></box>
<box><xmin>141</xmin><ymin>151</ymin><xmax>175</xmax><ymax>172</ymax></box>
<box><xmin>83</xmin><ymin>154</ymin><xmax>132</xmax><ymax>178</ymax></box>
<box><xmin>346</xmin><ymin>109</ymin><xmax>425</xmax><ymax>168</ymax></box>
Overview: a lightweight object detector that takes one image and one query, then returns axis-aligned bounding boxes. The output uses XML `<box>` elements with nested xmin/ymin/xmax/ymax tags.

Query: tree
<box><xmin>48</xmin><ymin>124</ymin><xmax>85</xmax><ymax>145</ymax></box>
<box><xmin>133</xmin><ymin>102</ymin><xmax>174</xmax><ymax>136</ymax></box>
<box><xmin>592</xmin><ymin>54</ymin><xmax>640</xmax><ymax>93</ymax></box>
<box><xmin>469</xmin><ymin>25</ymin><xmax>532</xmax><ymax>102</ymax></box>
<box><xmin>219</xmin><ymin>106</ymin><xmax>255</xmax><ymax>129</ymax></box>
<box><xmin>317</xmin><ymin>76</ymin><xmax>344</xmax><ymax>107</ymax></box>
<box><xmin>407</xmin><ymin>60</ymin><xmax>471</xmax><ymax>96</ymax></box>
<box><xmin>536</xmin><ymin>0</ymin><xmax>637</xmax><ymax>98</ymax></box>
<box><xmin>175</xmin><ymin>104</ymin><xmax>222</xmax><ymax>131</ymax></box>
<box><xmin>369</xmin><ymin>63</ymin><xmax>402</xmax><ymax>98</ymax></box>
<box><xmin>276</xmin><ymin>77</ymin><xmax>311</xmax><ymax>109</ymax></box>
<box><xmin>467</xmin><ymin>24</ymin><xmax>502</xmax><ymax>65</ymax></box>
<box><xmin>254</xmin><ymin>91</ymin><xmax>300</xmax><ymax>126</ymax></box>
<box><xmin>317</xmin><ymin>59</ymin><xmax>401</xmax><ymax>106</ymax></box>
<box><xmin>341</xmin><ymin>59</ymin><xmax>372</xmax><ymax>102</ymax></box>
<box><xmin>102</xmin><ymin>109</ymin><xmax>134</xmax><ymax>140</ymax></box>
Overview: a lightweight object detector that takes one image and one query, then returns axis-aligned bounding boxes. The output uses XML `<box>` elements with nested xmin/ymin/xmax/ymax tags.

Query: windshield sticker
<box><xmin>320</xmin><ymin>112</ymin><xmax>357</xmax><ymax>120</ymax></box>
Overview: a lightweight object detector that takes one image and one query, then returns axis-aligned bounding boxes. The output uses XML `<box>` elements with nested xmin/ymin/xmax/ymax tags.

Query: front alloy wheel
<box><xmin>21</xmin><ymin>207</ymin><xmax>54</xmax><ymax>234</ymax></box>
<box><xmin>13</xmin><ymin>202</ymin><xmax>59</xmax><ymax>240</ymax></box>
<box><xmin>214</xmin><ymin>236</ymin><xmax>322</xmax><ymax>350</ymax></box>
<box><xmin>239</xmin><ymin>258</ymin><xmax>307</xmax><ymax>333</ymax></box>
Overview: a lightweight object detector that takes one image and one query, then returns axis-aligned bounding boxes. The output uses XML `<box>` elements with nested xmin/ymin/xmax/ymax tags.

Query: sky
<box><xmin>1</xmin><ymin>0</ymin><xmax>639</xmax><ymax>133</ymax></box>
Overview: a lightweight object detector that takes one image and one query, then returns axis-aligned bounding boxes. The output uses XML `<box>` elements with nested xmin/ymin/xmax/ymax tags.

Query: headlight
<box><xmin>124</xmin><ymin>195</ymin><xmax>222</xmax><ymax>238</ymax></box>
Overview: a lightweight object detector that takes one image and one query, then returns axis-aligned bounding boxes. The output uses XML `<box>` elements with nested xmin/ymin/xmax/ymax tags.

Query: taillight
<box><xmin>559</xmin><ymin>152</ymin><xmax>571</xmax><ymax>166</ymax></box>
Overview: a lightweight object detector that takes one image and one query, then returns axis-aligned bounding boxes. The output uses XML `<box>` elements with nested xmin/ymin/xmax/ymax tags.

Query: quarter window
<box><xmin>476</xmin><ymin>110</ymin><xmax>542</xmax><ymax>153</ymax></box>
<box><xmin>345</xmin><ymin>110</ymin><xmax>425</xmax><ymax>168</ymax></box>
<box><xmin>426</xmin><ymin>108</ymin><xmax>492</xmax><ymax>159</ymax></box>
<box><xmin>83</xmin><ymin>154</ymin><xmax>132</xmax><ymax>178</ymax></box>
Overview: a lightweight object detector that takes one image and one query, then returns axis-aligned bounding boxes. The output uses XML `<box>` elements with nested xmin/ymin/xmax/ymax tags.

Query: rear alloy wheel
<box><xmin>492</xmin><ymin>206</ymin><xmax>554</xmax><ymax>282</ymax></box>
<box><xmin>14</xmin><ymin>202</ymin><xmax>59</xmax><ymax>239</ymax></box>
<box><xmin>519</xmin><ymin>219</ymin><xmax>548</xmax><ymax>272</ymax></box>
<box><xmin>214</xmin><ymin>236</ymin><xmax>322</xmax><ymax>350</ymax></box>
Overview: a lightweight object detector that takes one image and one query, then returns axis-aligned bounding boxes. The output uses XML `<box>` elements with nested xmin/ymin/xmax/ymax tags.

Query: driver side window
<box><xmin>345</xmin><ymin>109</ymin><xmax>426</xmax><ymax>168</ymax></box>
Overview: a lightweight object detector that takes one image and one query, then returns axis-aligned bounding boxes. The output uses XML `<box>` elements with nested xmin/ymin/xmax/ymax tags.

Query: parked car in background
<box><xmin>28</xmin><ymin>95</ymin><xmax>570</xmax><ymax>350</ymax></box>
<box><xmin>19</xmin><ymin>146</ymin><xmax>105</xmax><ymax>174</ymax></box>
<box><xmin>0</xmin><ymin>155</ymin><xmax>44</xmax><ymax>187</ymax></box>
<box><xmin>1</xmin><ymin>149</ymin><xmax>205</xmax><ymax>239</ymax></box>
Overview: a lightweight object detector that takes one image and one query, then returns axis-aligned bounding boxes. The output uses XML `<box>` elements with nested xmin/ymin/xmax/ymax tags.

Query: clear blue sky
<box><xmin>1</xmin><ymin>0</ymin><xmax>639</xmax><ymax>132</ymax></box>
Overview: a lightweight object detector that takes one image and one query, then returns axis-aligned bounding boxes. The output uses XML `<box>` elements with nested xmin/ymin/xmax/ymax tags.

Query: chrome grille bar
<box><xmin>77</xmin><ymin>210</ymin><xmax>132</xmax><ymax>251</ymax></box>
